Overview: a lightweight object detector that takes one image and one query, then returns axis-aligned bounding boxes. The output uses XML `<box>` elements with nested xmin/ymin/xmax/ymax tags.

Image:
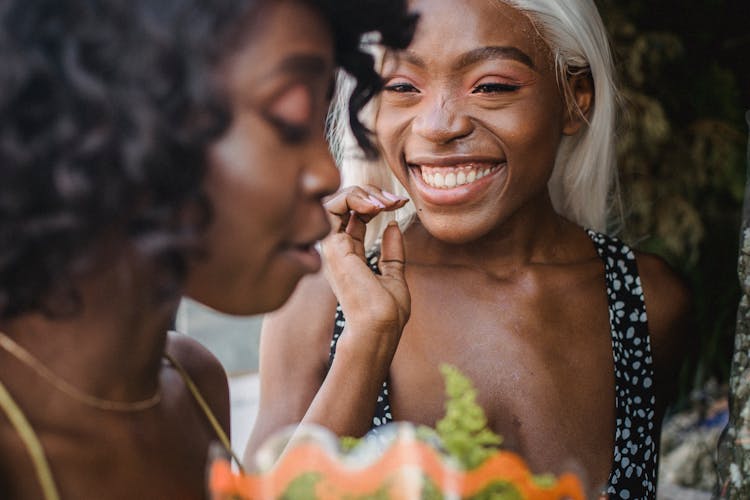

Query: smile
<box><xmin>413</xmin><ymin>163</ymin><xmax>502</xmax><ymax>189</ymax></box>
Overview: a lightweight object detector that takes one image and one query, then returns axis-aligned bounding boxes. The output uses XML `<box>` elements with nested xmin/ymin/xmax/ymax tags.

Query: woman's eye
<box><xmin>384</xmin><ymin>82</ymin><xmax>419</xmax><ymax>93</ymax></box>
<box><xmin>265</xmin><ymin>85</ymin><xmax>313</xmax><ymax>144</ymax></box>
<box><xmin>265</xmin><ymin>116</ymin><xmax>310</xmax><ymax>144</ymax></box>
<box><xmin>472</xmin><ymin>82</ymin><xmax>521</xmax><ymax>94</ymax></box>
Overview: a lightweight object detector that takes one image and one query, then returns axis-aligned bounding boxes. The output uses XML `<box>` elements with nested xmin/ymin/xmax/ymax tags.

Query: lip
<box><xmin>407</xmin><ymin>154</ymin><xmax>505</xmax><ymax>167</ymax></box>
<box><xmin>282</xmin><ymin>243</ymin><xmax>322</xmax><ymax>274</ymax></box>
<box><xmin>281</xmin><ymin>218</ymin><xmax>330</xmax><ymax>274</ymax></box>
<box><xmin>405</xmin><ymin>156</ymin><xmax>508</xmax><ymax>206</ymax></box>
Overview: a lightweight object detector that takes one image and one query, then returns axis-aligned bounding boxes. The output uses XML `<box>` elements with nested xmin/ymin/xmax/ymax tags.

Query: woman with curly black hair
<box><xmin>0</xmin><ymin>0</ymin><xmax>415</xmax><ymax>498</ymax></box>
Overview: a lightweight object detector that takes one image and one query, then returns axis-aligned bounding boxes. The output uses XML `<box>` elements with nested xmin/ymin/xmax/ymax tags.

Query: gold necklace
<box><xmin>0</xmin><ymin>330</ymin><xmax>161</xmax><ymax>412</ymax></box>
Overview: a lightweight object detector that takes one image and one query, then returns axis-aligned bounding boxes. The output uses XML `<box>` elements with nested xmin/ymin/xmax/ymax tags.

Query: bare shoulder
<box><xmin>634</xmin><ymin>250</ymin><xmax>694</xmax><ymax>403</ymax></box>
<box><xmin>165</xmin><ymin>331</ymin><xmax>230</xmax><ymax>430</ymax></box>
<box><xmin>258</xmin><ymin>270</ymin><xmax>338</xmax><ymax>393</ymax></box>
<box><xmin>262</xmin><ymin>270</ymin><xmax>338</xmax><ymax>359</ymax></box>
<box><xmin>635</xmin><ymin>251</ymin><xmax>692</xmax><ymax>344</ymax></box>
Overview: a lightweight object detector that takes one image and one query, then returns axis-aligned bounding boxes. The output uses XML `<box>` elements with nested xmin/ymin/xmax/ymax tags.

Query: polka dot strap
<box><xmin>587</xmin><ymin>229</ymin><xmax>658</xmax><ymax>500</ymax></box>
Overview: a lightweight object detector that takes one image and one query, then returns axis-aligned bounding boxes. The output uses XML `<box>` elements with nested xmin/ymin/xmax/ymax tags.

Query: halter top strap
<box><xmin>163</xmin><ymin>352</ymin><xmax>243</xmax><ymax>470</ymax></box>
<box><xmin>0</xmin><ymin>380</ymin><xmax>60</xmax><ymax>500</ymax></box>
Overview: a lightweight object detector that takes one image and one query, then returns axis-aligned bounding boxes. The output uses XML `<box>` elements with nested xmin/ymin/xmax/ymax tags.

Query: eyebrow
<box><xmin>455</xmin><ymin>46</ymin><xmax>535</xmax><ymax>71</ymax></box>
<box><xmin>390</xmin><ymin>45</ymin><xmax>535</xmax><ymax>71</ymax></box>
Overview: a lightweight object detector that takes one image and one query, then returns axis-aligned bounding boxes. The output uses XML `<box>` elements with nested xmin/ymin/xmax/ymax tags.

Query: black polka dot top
<box><xmin>328</xmin><ymin>229</ymin><xmax>658</xmax><ymax>499</ymax></box>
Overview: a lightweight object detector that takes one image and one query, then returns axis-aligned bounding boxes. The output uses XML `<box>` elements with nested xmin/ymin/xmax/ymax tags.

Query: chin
<box><xmin>420</xmin><ymin>215</ymin><xmax>498</xmax><ymax>245</ymax></box>
<box><xmin>185</xmin><ymin>285</ymin><xmax>294</xmax><ymax>318</ymax></box>
<box><xmin>252</xmin><ymin>274</ymin><xmax>306</xmax><ymax>315</ymax></box>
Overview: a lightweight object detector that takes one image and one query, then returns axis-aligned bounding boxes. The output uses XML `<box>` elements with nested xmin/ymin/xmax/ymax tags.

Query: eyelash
<box><xmin>383</xmin><ymin>82</ymin><xmax>521</xmax><ymax>94</ymax></box>
<box><xmin>264</xmin><ymin>114</ymin><xmax>310</xmax><ymax>144</ymax></box>
<box><xmin>384</xmin><ymin>82</ymin><xmax>418</xmax><ymax>93</ymax></box>
<box><xmin>472</xmin><ymin>82</ymin><xmax>521</xmax><ymax>93</ymax></box>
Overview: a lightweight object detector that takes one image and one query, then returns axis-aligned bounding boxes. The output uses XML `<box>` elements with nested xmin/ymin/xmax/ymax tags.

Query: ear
<box><xmin>562</xmin><ymin>73</ymin><xmax>594</xmax><ymax>136</ymax></box>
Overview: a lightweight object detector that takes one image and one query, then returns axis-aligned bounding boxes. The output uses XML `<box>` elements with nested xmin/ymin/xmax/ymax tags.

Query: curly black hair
<box><xmin>0</xmin><ymin>0</ymin><xmax>416</xmax><ymax>319</ymax></box>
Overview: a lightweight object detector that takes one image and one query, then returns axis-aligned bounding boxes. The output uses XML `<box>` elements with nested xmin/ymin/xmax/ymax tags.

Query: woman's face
<box><xmin>376</xmin><ymin>0</ymin><xmax>579</xmax><ymax>244</ymax></box>
<box><xmin>186</xmin><ymin>0</ymin><xmax>339</xmax><ymax>315</ymax></box>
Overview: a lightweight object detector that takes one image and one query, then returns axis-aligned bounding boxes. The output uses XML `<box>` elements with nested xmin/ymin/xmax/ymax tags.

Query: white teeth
<box><xmin>434</xmin><ymin>172</ymin><xmax>445</xmax><ymax>187</ymax></box>
<box><xmin>444</xmin><ymin>172</ymin><xmax>456</xmax><ymax>188</ymax></box>
<box><xmin>456</xmin><ymin>171</ymin><xmax>466</xmax><ymax>185</ymax></box>
<box><xmin>418</xmin><ymin>164</ymin><xmax>499</xmax><ymax>189</ymax></box>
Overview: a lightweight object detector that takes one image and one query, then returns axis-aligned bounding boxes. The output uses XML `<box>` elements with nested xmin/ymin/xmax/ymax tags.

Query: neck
<box><xmin>0</xmin><ymin>252</ymin><xmax>178</xmax><ymax>406</ymax></box>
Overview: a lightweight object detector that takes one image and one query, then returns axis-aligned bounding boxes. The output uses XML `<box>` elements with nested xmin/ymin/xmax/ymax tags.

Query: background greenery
<box><xmin>597</xmin><ymin>0</ymin><xmax>750</xmax><ymax>406</ymax></box>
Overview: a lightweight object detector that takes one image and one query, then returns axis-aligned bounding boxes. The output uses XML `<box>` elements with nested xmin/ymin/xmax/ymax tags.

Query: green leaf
<box><xmin>280</xmin><ymin>472</ymin><xmax>321</xmax><ymax>500</ymax></box>
<box><xmin>434</xmin><ymin>364</ymin><xmax>503</xmax><ymax>469</ymax></box>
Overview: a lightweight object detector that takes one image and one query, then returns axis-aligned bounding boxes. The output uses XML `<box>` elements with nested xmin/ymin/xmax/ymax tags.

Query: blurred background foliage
<box><xmin>597</xmin><ymin>0</ymin><xmax>749</xmax><ymax>406</ymax></box>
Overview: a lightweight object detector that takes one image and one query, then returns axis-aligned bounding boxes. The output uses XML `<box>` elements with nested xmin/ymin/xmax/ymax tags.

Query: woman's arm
<box><xmin>243</xmin><ymin>271</ymin><xmax>337</xmax><ymax>461</ymax></box>
<box><xmin>245</xmin><ymin>187</ymin><xmax>411</xmax><ymax>465</ymax></box>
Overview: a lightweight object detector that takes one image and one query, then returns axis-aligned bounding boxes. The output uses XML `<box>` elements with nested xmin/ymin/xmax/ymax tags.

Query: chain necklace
<box><xmin>0</xmin><ymin>330</ymin><xmax>161</xmax><ymax>412</ymax></box>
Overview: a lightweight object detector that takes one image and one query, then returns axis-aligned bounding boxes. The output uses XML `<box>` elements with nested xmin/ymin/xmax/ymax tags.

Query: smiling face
<box><xmin>185</xmin><ymin>0</ymin><xmax>339</xmax><ymax>315</ymax></box>
<box><xmin>376</xmin><ymin>0</ymin><xmax>581</xmax><ymax>244</ymax></box>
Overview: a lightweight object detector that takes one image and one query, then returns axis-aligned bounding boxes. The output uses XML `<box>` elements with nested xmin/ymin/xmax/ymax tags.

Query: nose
<box><xmin>302</xmin><ymin>137</ymin><xmax>340</xmax><ymax>199</ymax></box>
<box><xmin>412</xmin><ymin>93</ymin><xmax>473</xmax><ymax>144</ymax></box>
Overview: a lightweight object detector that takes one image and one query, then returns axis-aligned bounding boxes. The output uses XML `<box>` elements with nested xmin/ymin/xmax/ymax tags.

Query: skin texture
<box><xmin>0</xmin><ymin>247</ymin><xmax>230</xmax><ymax>499</ymax></box>
<box><xmin>184</xmin><ymin>0</ymin><xmax>340</xmax><ymax>315</ymax></box>
<box><xmin>249</xmin><ymin>0</ymin><xmax>692</xmax><ymax>495</ymax></box>
<box><xmin>0</xmin><ymin>1</ymin><xmax>344</xmax><ymax>498</ymax></box>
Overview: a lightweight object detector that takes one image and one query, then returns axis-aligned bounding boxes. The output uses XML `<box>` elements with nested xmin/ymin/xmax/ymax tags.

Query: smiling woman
<box><xmin>0</xmin><ymin>0</ymin><xmax>415</xmax><ymax>499</ymax></box>
<box><xmin>252</xmin><ymin>0</ymin><xmax>693</xmax><ymax>499</ymax></box>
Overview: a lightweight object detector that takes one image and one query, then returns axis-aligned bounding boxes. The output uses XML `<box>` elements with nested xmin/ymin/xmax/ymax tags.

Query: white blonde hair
<box><xmin>328</xmin><ymin>0</ymin><xmax>619</xmax><ymax>249</ymax></box>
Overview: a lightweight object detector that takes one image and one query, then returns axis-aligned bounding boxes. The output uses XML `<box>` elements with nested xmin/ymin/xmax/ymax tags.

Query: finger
<box><xmin>379</xmin><ymin>221</ymin><xmax>406</xmax><ymax>281</ymax></box>
<box><xmin>321</xmin><ymin>234</ymin><xmax>379</xmax><ymax>308</ymax></box>
<box><xmin>361</xmin><ymin>186</ymin><xmax>410</xmax><ymax>211</ymax></box>
<box><xmin>323</xmin><ymin>186</ymin><xmax>409</xmax><ymax>224</ymax></box>
<box><xmin>323</xmin><ymin>187</ymin><xmax>384</xmax><ymax>218</ymax></box>
<box><xmin>345</xmin><ymin>214</ymin><xmax>367</xmax><ymax>260</ymax></box>
<box><xmin>322</xmin><ymin>190</ymin><xmax>377</xmax><ymax>232</ymax></box>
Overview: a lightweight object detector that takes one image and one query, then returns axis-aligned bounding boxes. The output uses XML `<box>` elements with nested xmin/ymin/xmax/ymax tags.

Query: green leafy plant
<box><xmin>432</xmin><ymin>364</ymin><xmax>503</xmax><ymax>470</ymax></box>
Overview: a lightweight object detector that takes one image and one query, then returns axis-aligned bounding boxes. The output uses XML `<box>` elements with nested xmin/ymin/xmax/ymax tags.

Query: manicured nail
<box><xmin>382</xmin><ymin>190</ymin><xmax>408</xmax><ymax>202</ymax></box>
<box><xmin>367</xmin><ymin>195</ymin><xmax>386</xmax><ymax>208</ymax></box>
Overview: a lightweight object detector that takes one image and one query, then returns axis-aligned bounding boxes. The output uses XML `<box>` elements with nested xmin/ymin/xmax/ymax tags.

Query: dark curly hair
<box><xmin>0</xmin><ymin>0</ymin><xmax>416</xmax><ymax>319</ymax></box>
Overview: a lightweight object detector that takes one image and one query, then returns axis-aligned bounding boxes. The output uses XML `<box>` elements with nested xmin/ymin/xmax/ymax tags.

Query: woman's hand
<box><xmin>321</xmin><ymin>185</ymin><xmax>410</xmax><ymax>364</ymax></box>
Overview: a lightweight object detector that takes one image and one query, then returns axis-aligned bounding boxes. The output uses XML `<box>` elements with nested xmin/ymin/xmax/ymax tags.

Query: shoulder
<box><xmin>261</xmin><ymin>270</ymin><xmax>338</xmax><ymax>363</ymax></box>
<box><xmin>634</xmin><ymin>249</ymin><xmax>694</xmax><ymax>403</ymax></box>
<box><xmin>635</xmin><ymin>250</ymin><xmax>692</xmax><ymax>342</ymax></box>
<box><xmin>594</xmin><ymin>230</ymin><xmax>692</xmax><ymax>328</ymax></box>
<box><xmin>165</xmin><ymin>331</ymin><xmax>230</xmax><ymax>429</ymax></box>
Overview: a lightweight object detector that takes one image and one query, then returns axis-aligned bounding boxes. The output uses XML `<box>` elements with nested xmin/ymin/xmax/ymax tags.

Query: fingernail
<box><xmin>387</xmin><ymin>220</ymin><xmax>400</xmax><ymax>227</ymax></box>
<box><xmin>367</xmin><ymin>195</ymin><xmax>386</xmax><ymax>208</ymax></box>
<box><xmin>382</xmin><ymin>191</ymin><xmax>408</xmax><ymax>202</ymax></box>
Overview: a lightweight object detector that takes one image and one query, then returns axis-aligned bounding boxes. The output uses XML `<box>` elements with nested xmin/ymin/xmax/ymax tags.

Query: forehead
<box><xmin>223</xmin><ymin>1</ymin><xmax>334</xmax><ymax>87</ymax></box>
<box><xmin>245</xmin><ymin>1</ymin><xmax>332</xmax><ymax>53</ymax></box>
<box><xmin>404</xmin><ymin>0</ymin><xmax>549</xmax><ymax>68</ymax></box>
